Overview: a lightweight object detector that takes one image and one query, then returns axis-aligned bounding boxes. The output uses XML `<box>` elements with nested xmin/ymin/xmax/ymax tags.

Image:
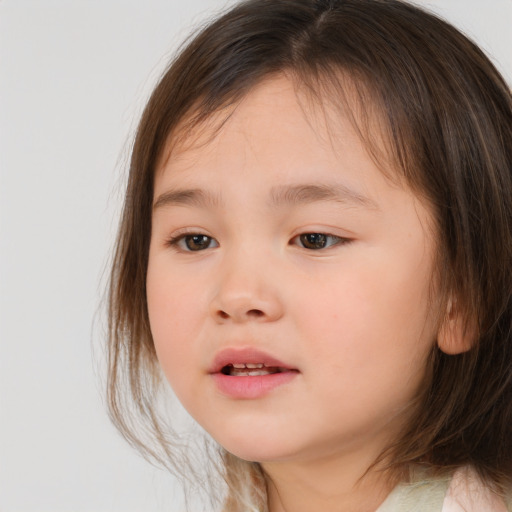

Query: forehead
<box><xmin>156</xmin><ymin>73</ymin><xmax>396</xmax><ymax>184</ymax></box>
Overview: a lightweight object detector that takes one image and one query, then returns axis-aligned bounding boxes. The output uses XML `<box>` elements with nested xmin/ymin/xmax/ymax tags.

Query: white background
<box><xmin>1</xmin><ymin>1</ymin><xmax>511</xmax><ymax>511</ymax></box>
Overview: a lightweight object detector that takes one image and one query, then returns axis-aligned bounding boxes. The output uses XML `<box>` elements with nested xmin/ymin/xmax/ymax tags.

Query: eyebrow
<box><xmin>153</xmin><ymin>188</ymin><xmax>221</xmax><ymax>210</ymax></box>
<box><xmin>153</xmin><ymin>183</ymin><xmax>378</xmax><ymax>211</ymax></box>
<box><xmin>268</xmin><ymin>183</ymin><xmax>378</xmax><ymax>210</ymax></box>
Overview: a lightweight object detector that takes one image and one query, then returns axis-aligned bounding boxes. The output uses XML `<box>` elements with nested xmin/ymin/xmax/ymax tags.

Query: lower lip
<box><xmin>212</xmin><ymin>371</ymin><xmax>298</xmax><ymax>399</ymax></box>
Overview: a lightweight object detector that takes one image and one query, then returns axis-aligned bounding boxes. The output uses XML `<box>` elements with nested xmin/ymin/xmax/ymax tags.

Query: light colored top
<box><xmin>376</xmin><ymin>475</ymin><xmax>448</xmax><ymax>512</ymax></box>
<box><xmin>377</xmin><ymin>467</ymin><xmax>511</xmax><ymax>512</ymax></box>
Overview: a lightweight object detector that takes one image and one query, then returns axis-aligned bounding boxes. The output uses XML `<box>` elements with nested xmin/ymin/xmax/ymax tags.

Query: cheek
<box><xmin>300</xmin><ymin>267</ymin><xmax>435</xmax><ymax>425</ymax></box>
<box><xmin>146</xmin><ymin>260</ymin><xmax>206</xmax><ymax>393</ymax></box>
<box><xmin>296</xmin><ymin>253</ymin><xmax>435</xmax><ymax>372</ymax></box>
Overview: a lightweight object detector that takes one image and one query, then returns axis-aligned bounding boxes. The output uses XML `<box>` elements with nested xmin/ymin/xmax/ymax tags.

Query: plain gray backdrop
<box><xmin>1</xmin><ymin>1</ymin><xmax>511</xmax><ymax>510</ymax></box>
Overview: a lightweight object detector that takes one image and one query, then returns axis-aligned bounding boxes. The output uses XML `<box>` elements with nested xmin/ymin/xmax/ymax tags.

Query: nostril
<box><xmin>247</xmin><ymin>309</ymin><xmax>264</xmax><ymax>318</ymax></box>
<box><xmin>216</xmin><ymin>308</ymin><xmax>264</xmax><ymax>320</ymax></box>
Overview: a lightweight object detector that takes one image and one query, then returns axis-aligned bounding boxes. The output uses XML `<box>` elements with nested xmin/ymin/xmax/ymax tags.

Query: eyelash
<box><xmin>166</xmin><ymin>232</ymin><xmax>351</xmax><ymax>252</ymax></box>
<box><xmin>292</xmin><ymin>233</ymin><xmax>349</xmax><ymax>250</ymax></box>
<box><xmin>166</xmin><ymin>233</ymin><xmax>219</xmax><ymax>252</ymax></box>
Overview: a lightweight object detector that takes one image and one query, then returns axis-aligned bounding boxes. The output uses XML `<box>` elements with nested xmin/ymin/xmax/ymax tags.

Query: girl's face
<box><xmin>147</xmin><ymin>76</ymin><xmax>438</xmax><ymax>466</ymax></box>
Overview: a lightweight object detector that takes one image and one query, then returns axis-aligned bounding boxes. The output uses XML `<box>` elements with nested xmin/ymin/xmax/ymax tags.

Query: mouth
<box><xmin>210</xmin><ymin>347</ymin><xmax>298</xmax><ymax>376</ymax></box>
<box><xmin>210</xmin><ymin>348</ymin><xmax>299</xmax><ymax>399</ymax></box>
<box><xmin>221</xmin><ymin>363</ymin><xmax>289</xmax><ymax>377</ymax></box>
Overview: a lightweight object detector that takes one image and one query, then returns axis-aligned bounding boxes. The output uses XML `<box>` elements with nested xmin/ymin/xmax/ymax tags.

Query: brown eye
<box><xmin>166</xmin><ymin>233</ymin><xmax>219</xmax><ymax>252</ymax></box>
<box><xmin>297</xmin><ymin>233</ymin><xmax>343</xmax><ymax>250</ymax></box>
<box><xmin>183</xmin><ymin>235</ymin><xmax>216</xmax><ymax>251</ymax></box>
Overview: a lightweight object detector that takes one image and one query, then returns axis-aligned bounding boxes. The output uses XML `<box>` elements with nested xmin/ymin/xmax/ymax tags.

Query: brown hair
<box><xmin>107</xmin><ymin>0</ymin><xmax>512</xmax><ymax>508</ymax></box>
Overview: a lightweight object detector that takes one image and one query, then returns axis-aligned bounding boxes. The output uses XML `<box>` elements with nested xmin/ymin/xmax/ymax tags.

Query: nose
<box><xmin>209</xmin><ymin>252</ymin><xmax>284</xmax><ymax>324</ymax></box>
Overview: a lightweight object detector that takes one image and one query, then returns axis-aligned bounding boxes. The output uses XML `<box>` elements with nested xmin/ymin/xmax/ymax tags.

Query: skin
<box><xmin>147</xmin><ymin>76</ymin><xmax>441</xmax><ymax>511</ymax></box>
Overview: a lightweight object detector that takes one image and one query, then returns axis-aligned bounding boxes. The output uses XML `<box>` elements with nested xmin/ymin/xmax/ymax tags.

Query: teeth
<box><xmin>231</xmin><ymin>363</ymin><xmax>265</xmax><ymax>369</ymax></box>
<box><xmin>230</xmin><ymin>368</ymin><xmax>274</xmax><ymax>377</ymax></box>
<box><xmin>221</xmin><ymin>363</ymin><xmax>286</xmax><ymax>376</ymax></box>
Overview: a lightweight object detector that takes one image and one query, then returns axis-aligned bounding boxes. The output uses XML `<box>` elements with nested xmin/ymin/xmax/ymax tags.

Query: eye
<box><xmin>294</xmin><ymin>233</ymin><xmax>346</xmax><ymax>250</ymax></box>
<box><xmin>168</xmin><ymin>234</ymin><xmax>219</xmax><ymax>251</ymax></box>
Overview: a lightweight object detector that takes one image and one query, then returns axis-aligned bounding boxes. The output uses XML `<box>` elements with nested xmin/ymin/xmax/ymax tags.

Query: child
<box><xmin>106</xmin><ymin>0</ymin><xmax>512</xmax><ymax>510</ymax></box>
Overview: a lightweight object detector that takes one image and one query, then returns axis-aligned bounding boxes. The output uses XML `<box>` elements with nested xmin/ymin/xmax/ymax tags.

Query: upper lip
<box><xmin>209</xmin><ymin>347</ymin><xmax>296</xmax><ymax>374</ymax></box>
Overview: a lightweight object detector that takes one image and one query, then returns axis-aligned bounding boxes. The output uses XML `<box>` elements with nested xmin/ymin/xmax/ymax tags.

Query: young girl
<box><xmin>106</xmin><ymin>0</ymin><xmax>512</xmax><ymax>510</ymax></box>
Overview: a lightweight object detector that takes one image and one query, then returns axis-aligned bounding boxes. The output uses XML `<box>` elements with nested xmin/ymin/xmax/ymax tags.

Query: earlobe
<box><xmin>437</xmin><ymin>297</ymin><xmax>475</xmax><ymax>355</ymax></box>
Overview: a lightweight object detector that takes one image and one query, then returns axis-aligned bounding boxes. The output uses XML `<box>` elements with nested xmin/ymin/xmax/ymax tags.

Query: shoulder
<box><xmin>377</xmin><ymin>475</ymin><xmax>449</xmax><ymax>512</ymax></box>
<box><xmin>442</xmin><ymin>467</ymin><xmax>510</xmax><ymax>512</ymax></box>
<box><xmin>377</xmin><ymin>467</ymin><xmax>511</xmax><ymax>512</ymax></box>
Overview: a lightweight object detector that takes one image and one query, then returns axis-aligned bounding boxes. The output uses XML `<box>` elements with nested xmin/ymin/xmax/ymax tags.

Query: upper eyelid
<box><xmin>292</xmin><ymin>229</ymin><xmax>353</xmax><ymax>241</ymax></box>
<box><xmin>165</xmin><ymin>227</ymin><xmax>213</xmax><ymax>239</ymax></box>
<box><xmin>164</xmin><ymin>229</ymin><xmax>351</xmax><ymax>239</ymax></box>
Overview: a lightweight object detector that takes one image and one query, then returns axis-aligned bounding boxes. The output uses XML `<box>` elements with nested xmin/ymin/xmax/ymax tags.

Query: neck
<box><xmin>262</xmin><ymin>449</ymin><xmax>399</xmax><ymax>512</ymax></box>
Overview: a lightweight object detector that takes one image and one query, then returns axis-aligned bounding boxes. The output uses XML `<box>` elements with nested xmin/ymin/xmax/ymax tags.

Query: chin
<box><xmin>217</xmin><ymin>439</ymin><xmax>281</xmax><ymax>463</ymax></box>
<box><xmin>210</xmin><ymin>429</ymin><xmax>307</xmax><ymax>464</ymax></box>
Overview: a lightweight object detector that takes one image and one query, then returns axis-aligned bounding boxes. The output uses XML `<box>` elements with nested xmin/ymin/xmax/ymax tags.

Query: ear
<box><xmin>437</xmin><ymin>297</ymin><xmax>475</xmax><ymax>355</ymax></box>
